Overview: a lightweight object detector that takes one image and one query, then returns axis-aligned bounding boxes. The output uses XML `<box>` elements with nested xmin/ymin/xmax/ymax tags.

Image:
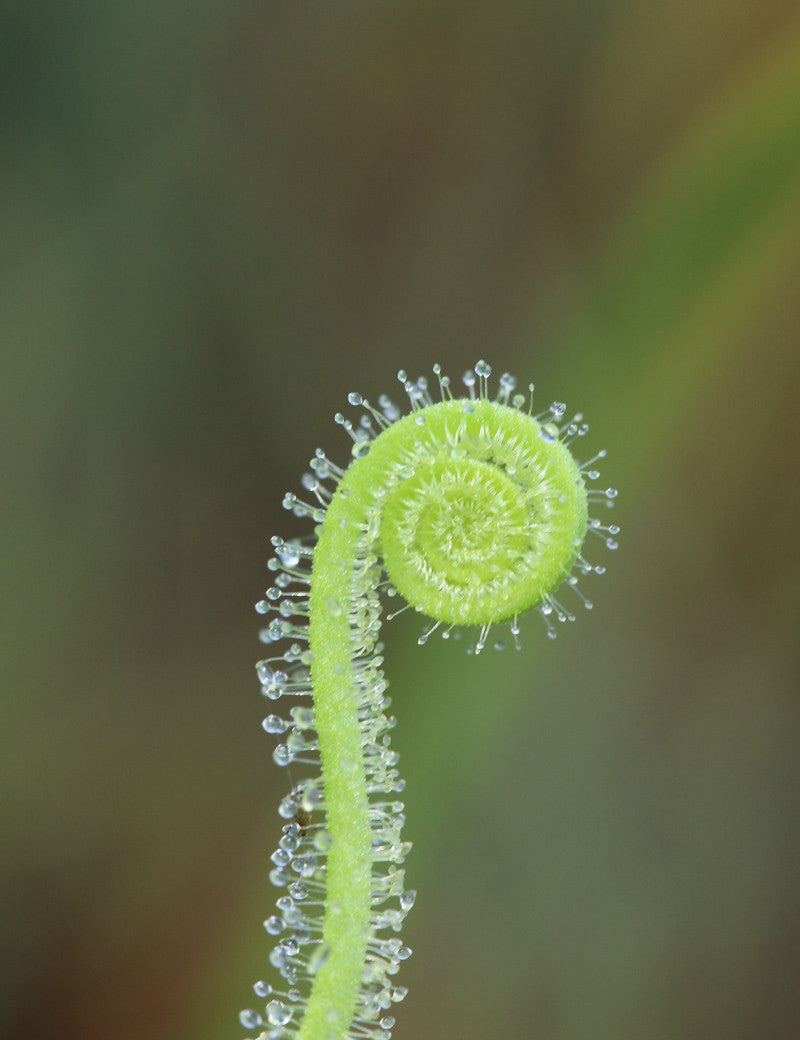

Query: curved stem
<box><xmin>243</xmin><ymin>363</ymin><xmax>616</xmax><ymax>1040</ymax></box>
<box><xmin>300</xmin><ymin>487</ymin><xmax>376</xmax><ymax>1038</ymax></box>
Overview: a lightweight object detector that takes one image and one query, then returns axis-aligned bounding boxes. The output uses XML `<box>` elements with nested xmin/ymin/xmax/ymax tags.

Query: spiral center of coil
<box><xmin>411</xmin><ymin>459</ymin><xmax>531</xmax><ymax>588</ymax></box>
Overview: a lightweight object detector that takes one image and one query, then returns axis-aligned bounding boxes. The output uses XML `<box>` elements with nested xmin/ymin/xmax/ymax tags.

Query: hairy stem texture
<box><xmin>242</xmin><ymin>364</ymin><xmax>618</xmax><ymax>1040</ymax></box>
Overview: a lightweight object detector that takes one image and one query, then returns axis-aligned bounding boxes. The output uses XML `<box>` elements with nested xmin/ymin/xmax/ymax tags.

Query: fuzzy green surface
<box><xmin>377</xmin><ymin>399</ymin><xmax>588</xmax><ymax>624</ymax></box>
<box><xmin>302</xmin><ymin>397</ymin><xmax>587</xmax><ymax>1039</ymax></box>
<box><xmin>304</xmin><ymin>489</ymin><xmax>375</xmax><ymax>1040</ymax></box>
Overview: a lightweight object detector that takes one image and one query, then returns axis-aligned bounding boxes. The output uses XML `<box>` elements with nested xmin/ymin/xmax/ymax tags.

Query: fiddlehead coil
<box><xmin>241</xmin><ymin>362</ymin><xmax>618</xmax><ymax>1040</ymax></box>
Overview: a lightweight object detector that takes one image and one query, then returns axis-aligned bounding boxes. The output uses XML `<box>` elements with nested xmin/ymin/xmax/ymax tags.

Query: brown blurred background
<box><xmin>2</xmin><ymin>4</ymin><xmax>800</xmax><ymax>1039</ymax></box>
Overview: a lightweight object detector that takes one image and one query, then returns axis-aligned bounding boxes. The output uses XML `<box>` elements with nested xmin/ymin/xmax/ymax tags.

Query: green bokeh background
<box><xmin>3</xmin><ymin>4</ymin><xmax>799</xmax><ymax>1039</ymax></box>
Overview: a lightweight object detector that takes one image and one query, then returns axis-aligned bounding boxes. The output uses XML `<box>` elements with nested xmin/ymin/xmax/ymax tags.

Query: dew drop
<box><xmin>266</xmin><ymin>1000</ymin><xmax>293</xmax><ymax>1027</ymax></box>
<box><xmin>257</xmin><ymin>662</ymin><xmax>286</xmax><ymax>686</ymax></box>
<box><xmin>265</xmin><ymin>622</ymin><xmax>284</xmax><ymax>646</ymax></box>
<box><xmin>474</xmin><ymin>359</ymin><xmax>491</xmax><ymax>378</ymax></box>
<box><xmin>253</xmin><ymin>980</ymin><xmax>272</xmax><ymax>998</ymax></box>
<box><xmin>352</xmin><ymin>440</ymin><xmax>370</xmax><ymax>458</ymax></box>
<box><xmin>264</xmin><ymin>914</ymin><xmax>284</xmax><ymax>935</ymax></box>
<box><xmin>273</xmin><ymin>743</ymin><xmax>293</xmax><ymax>767</ymax></box>
<box><xmin>291</xmin><ymin>706</ymin><xmax>315</xmax><ymax>729</ymax></box>
<box><xmin>300</xmin><ymin>781</ymin><xmax>321</xmax><ymax>812</ymax></box>
<box><xmin>348</xmin><ymin>391</ymin><xmax>363</xmax><ymax>406</ymax></box>
<box><xmin>286</xmin><ymin>730</ymin><xmax>307</xmax><ymax>754</ymax></box>
<box><xmin>269</xmin><ymin>867</ymin><xmax>290</xmax><ymax>888</ymax></box>
<box><xmin>539</xmin><ymin>422</ymin><xmax>559</xmax><ymax>443</ymax></box>
<box><xmin>277</xmin><ymin>545</ymin><xmax>301</xmax><ymax>567</ymax></box>
<box><xmin>399</xmin><ymin>889</ymin><xmax>416</xmax><ymax>911</ymax></box>
<box><xmin>239</xmin><ymin>1008</ymin><xmax>262</xmax><ymax>1029</ymax></box>
<box><xmin>314</xmin><ymin>828</ymin><xmax>333</xmax><ymax>852</ymax></box>
<box><xmin>270</xmin><ymin>846</ymin><xmax>292</xmax><ymax>867</ymax></box>
<box><xmin>378</xmin><ymin>394</ymin><xmax>401</xmax><ymax>422</ymax></box>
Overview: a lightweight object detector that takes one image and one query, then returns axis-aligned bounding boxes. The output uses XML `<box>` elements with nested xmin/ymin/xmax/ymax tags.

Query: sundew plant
<box><xmin>241</xmin><ymin>361</ymin><xmax>618</xmax><ymax>1040</ymax></box>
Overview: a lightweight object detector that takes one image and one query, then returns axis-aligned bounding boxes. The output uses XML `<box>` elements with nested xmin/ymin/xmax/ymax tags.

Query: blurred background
<box><xmin>2</xmin><ymin>3</ymin><xmax>800</xmax><ymax>1039</ymax></box>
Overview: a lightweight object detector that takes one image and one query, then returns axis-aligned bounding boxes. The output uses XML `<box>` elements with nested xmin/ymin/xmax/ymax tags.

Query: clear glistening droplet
<box><xmin>266</xmin><ymin>999</ymin><xmax>293</xmax><ymax>1026</ymax></box>
<box><xmin>314</xmin><ymin>829</ymin><xmax>333</xmax><ymax>852</ymax></box>
<box><xmin>239</xmin><ymin>1009</ymin><xmax>262</xmax><ymax>1029</ymax></box>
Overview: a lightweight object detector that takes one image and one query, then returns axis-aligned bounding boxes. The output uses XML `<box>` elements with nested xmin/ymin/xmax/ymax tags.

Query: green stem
<box><xmin>244</xmin><ymin>364</ymin><xmax>616</xmax><ymax>1040</ymax></box>
<box><xmin>300</xmin><ymin>484</ymin><xmax>376</xmax><ymax>1038</ymax></box>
